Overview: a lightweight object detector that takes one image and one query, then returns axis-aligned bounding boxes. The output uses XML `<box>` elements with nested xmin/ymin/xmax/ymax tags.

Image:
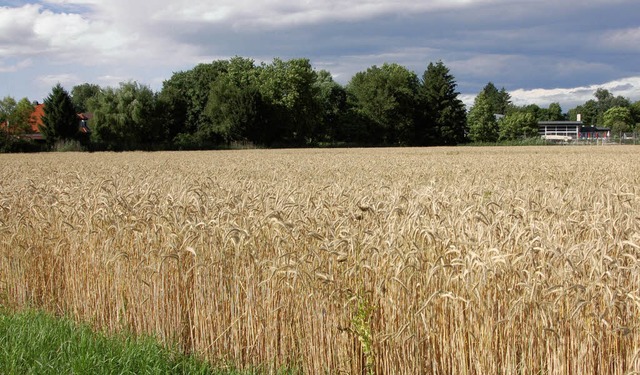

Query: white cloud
<box><xmin>0</xmin><ymin>3</ymin><xmax>195</xmax><ymax>68</ymax></box>
<box><xmin>150</xmin><ymin>0</ymin><xmax>484</xmax><ymax>28</ymax></box>
<box><xmin>508</xmin><ymin>76</ymin><xmax>640</xmax><ymax>109</ymax></box>
<box><xmin>37</xmin><ymin>73</ymin><xmax>81</xmax><ymax>88</ymax></box>
<box><xmin>0</xmin><ymin>4</ymin><xmax>40</xmax><ymax>45</ymax></box>
<box><xmin>0</xmin><ymin>4</ymin><xmax>133</xmax><ymax>60</ymax></box>
<box><xmin>42</xmin><ymin>0</ymin><xmax>101</xmax><ymax>4</ymax></box>
<box><xmin>0</xmin><ymin>58</ymin><xmax>32</xmax><ymax>73</ymax></box>
<box><xmin>95</xmin><ymin>75</ymin><xmax>137</xmax><ymax>88</ymax></box>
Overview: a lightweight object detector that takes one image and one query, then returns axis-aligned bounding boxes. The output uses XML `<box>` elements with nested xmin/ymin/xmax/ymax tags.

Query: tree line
<box><xmin>2</xmin><ymin>57</ymin><xmax>640</xmax><ymax>151</ymax></box>
<box><xmin>83</xmin><ymin>58</ymin><xmax>467</xmax><ymax>150</ymax></box>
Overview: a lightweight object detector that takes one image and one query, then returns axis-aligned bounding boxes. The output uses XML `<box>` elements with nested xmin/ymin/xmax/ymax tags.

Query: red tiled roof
<box><xmin>29</xmin><ymin>103</ymin><xmax>45</xmax><ymax>133</ymax></box>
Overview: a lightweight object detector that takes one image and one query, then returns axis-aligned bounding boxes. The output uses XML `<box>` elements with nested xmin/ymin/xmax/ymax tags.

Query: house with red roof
<box><xmin>24</xmin><ymin>103</ymin><xmax>46</xmax><ymax>141</ymax></box>
<box><xmin>12</xmin><ymin>103</ymin><xmax>92</xmax><ymax>142</ymax></box>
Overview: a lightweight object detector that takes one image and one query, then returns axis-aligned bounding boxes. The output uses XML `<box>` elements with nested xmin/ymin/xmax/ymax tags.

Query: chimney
<box><xmin>577</xmin><ymin>113</ymin><xmax>582</xmax><ymax>122</ymax></box>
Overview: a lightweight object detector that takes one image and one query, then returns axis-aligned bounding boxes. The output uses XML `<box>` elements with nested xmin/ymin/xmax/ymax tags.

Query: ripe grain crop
<box><xmin>2</xmin><ymin>146</ymin><xmax>640</xmax><ymax>374</ymax></box>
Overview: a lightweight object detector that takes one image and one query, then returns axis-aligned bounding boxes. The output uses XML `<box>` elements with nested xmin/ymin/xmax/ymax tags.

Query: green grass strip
<box><xmin>0</xmin><ymin>309</ymin><xmax>236</xmax><ymax>375</ymax></box>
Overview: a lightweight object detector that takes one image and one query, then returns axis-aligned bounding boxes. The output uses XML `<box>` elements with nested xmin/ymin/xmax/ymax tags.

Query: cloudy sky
<box><xmin>1</xmin><ymin>0</ymin><xmax>639</xmax><ymax>110</ymax></box>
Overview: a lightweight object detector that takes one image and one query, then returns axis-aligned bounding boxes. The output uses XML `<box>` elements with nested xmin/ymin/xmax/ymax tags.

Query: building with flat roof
<box><xmin>538</xmin><ymin>120</ymin><xmax>610</xmax><ymax>142</ymax></box>
<box><xmin>538</xmin><ymin>121</ymin><xmax>582</xmax><ymax>140</ymax></box>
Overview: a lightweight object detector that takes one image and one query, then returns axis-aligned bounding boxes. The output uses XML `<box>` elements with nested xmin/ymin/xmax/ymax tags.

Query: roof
<box><xmin>27</xmin><ymin>105</ymin><xmax>92</xmax><ymax>134</ymax></box>
<box><xmin>581</xmin><ymin>126</ymin><xmax>610</xmax><ymax>132</ymax></box>
<box><xmin>538</xmin><ymin>121</ymin><xmax>583</xmax><ymax>126</ymax></box>
<box><xmin>29</xmin><ymin>103</ymin><xmax>45</xmax><ymax>133</ymax></box>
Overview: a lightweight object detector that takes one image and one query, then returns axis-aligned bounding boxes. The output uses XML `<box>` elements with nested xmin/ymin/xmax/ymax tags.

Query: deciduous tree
<box><xmin>499</xmin><ymin>111</ymin><xmax>538</xmax><ymax>140</ymax></box>
<box><xmin>547</xmin><ymin>102</ymin><xmax>564</xmax><ymax>121</ymax></box>
<box><xmin>90</xmin><ymin>82</ymin><xmax>160</xmax><ymax>150</ymax></box>
<box><xmin>468</xmin><ymin>91</ymin><xmax>499</xmax><ymax>143</ymax></box>
<box><xmin>159</xmin><ymin>61</ymin><xmax>229</xmax><ymax>144</ymax></box>
<box><xmin>0</xmin><ymin>96</ymin><xmax>34</xmax><ymax>134</ymax></box>
<box><xmin>71</xmin><ymin>83</ymin><xmax>101</xmax><ymax>113</ymax></box>
<box><xmin>314</xmin><ymin>70</ymin><xmax>351</xmax><ymax>144</ymax></box>
<box><xmin>603</xmin><ymin>106</ymin><xmax>633</xmax><ymax>134</ymax></box>
<box><xmin>258</xmin><ymin>58</ymin><xmax>320</xmax><ymax>145</ymax></box>
<box><xmin>205</xmin><ymin>58</ymin><xmax>264</xmax><ymax>145</ymax></box>
<box><xmin>630</xmin><ymin>101</ymin><xmax>640</xmax><ymax>128</ymax></box>
<box><xmin>347</xmin><ymin>63</ymin><xmax>420</xmax><ymax>145</ymax></box>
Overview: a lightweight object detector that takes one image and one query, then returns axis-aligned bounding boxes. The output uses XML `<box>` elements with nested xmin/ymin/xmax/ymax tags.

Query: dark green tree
<box><xmin>570</xmin><ymin>89</ymin><xmax>630</xmax><ymax>125</ymax></box>
<box><xmin>71</xmin><ymin>83</ymin><xmax>101</xmax><ymax>113</ymax></box>
<box><xmin>546</xmin><ymin>102</ymin><xmax>564</xmax><ymax>121</ymax></box>
<box><xmin>156</xmin><ymin>83</ymin><xmax>189</xmax><ymax>146</ymax></box>
<box><xmin>205</xmin><ymin>57</ymin><xmax>265</xmax><ymax>145</ymax></box>
<box><xmin>158</xmin><ymin>71</ymin><xmax>191</xmax><ymax>134</ymax></box>
<box><xmin>160</xmin><ymin>60</ymin><xmax>229</xmax><ymax>146</ymax></box>
<box><xmin>419</xmin><ymin>61</ymin><xmax>467</xmax><ymax>145</ymax></box>
<box><xmin>347</xmin><ymin>63</ymin><xmax>420</xmax><ymax>145</ymax></box>
<box><xmin>520</xmin><ymin>104</ymin><xmax>546</xmax><ymax>122</ymax></box>
<box><xmin>630</xmin><ymin>101</ymin><xmax>640</xmax><ymax>128</ymax></box>
<box><xmin>313</xmin><ymin>70</ymin><xmax>351</xmax><ymax>144</ymax></box>
<box><xmin>594</xmin><ymin>89</ymin><xmax>629</xmax><ymax>125</ymax></box>
<box><xmin>479</xmin><ymin>82</ymin><xmax>512</xmax><ymax>115</ymax></box>
<box><xmin>594</xmin><ymin>88</ymin><xmax>629</xmax><ymax>109</ymax></box>
<box><xmin>571</xmin><ymin>99</ymin><xmax>598</xmax><ymax>124</ymax></box>
<box><xmin>184</xmin><ymin>61</ymin><xmax>230</xmax><ymax>135</ymax></box>
<box><xmin>40</xmin><ymin>84</ymin><xmax>79</xmax><ymax>145</ymax></box>
<box><xmin>258</xmin><ymin>58</ymin><xmax>320</xmax><ymax>146</ymax></box>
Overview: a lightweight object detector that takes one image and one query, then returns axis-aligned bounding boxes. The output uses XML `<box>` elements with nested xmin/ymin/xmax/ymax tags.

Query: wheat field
<box><xmin>1</xmin><ymin>146</ymin><xmax>640</xmax><ymax>374</ymax></box>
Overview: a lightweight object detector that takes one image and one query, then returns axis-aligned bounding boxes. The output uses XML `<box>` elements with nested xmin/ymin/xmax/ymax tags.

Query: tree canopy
<box><xmin>91</xmin><ymin>82</ymin><xmax>161</xmax><ymax>150</ymax></box>
<box><xmin>347</xmin><ymin>63</ymin><xmax>420</xmax><ymax>145</ymax></box>
<box><xmin>603</xmin><ymin>106</ymin><xmax>633</xmax><ymax>134</ymax></box>
<box><xmin>71</xmin><ymin>83</ymin><xmax>101</xmax><ymax>113</ymax></box>
<box><xmin>467</xmin><ymin>91</ymin><xmax>499</xmax><ymax>143</ymax></box>
<box><xmin>499</xmin><ymin>111</ymin><xmax>538</xmax><ymax>141</ymax></box>
<box><xmin>0</xmin><ymin>96</ymin><xmax>33</xmax><ymax>135</ymax></box>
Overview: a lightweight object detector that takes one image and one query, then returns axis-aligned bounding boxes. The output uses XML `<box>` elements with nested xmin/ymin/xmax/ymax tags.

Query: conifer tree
<box><xmin>40</xmin><ymin>84</ymin><xmax>78</xmax><ymax>145</ymax></box>
<box><xmin>419</xmin><ymin>61</ymin><xmax>467</xmax><ymax>145</ymax></box>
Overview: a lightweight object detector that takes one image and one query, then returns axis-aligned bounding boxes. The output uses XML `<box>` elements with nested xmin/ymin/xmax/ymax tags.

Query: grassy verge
<box><xmin>0</xmin><ymin>309</ymin><xmax>236</xmax><ymax>375</ymax></box>
<box><xmin>465</xmin><ymin>137</ymin><xmax>549</xmax><ymax>146</ymax></box>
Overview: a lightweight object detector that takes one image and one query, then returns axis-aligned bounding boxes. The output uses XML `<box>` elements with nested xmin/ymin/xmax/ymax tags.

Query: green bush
<box><xmin>0</xmin><ymin>136</ymin><xmax>42</xmax><ymax>153</ymax></box>
<box><xmin>53</xmin><ymin>139</ymin><xmax>86</xmax><ymax>152</ymax></box>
